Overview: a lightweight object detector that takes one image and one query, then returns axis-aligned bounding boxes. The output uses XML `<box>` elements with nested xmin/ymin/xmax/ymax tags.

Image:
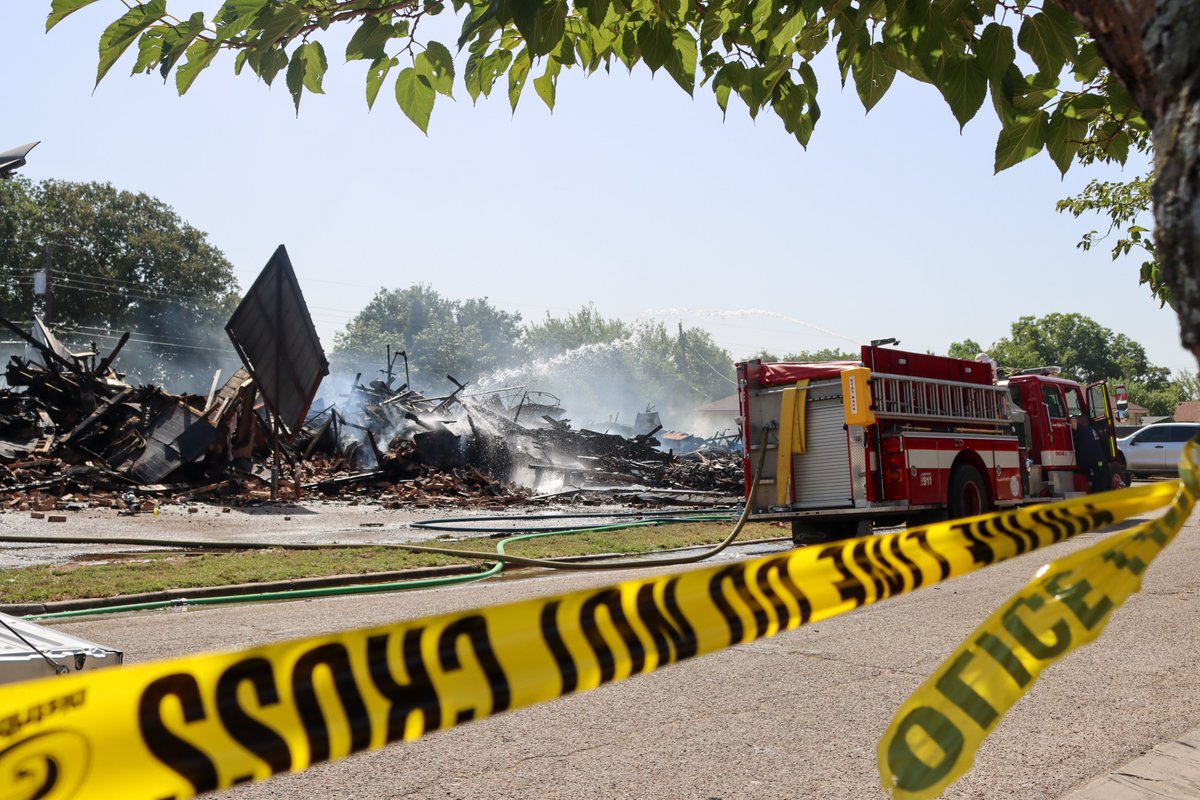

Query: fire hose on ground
<box><xmin>8</xmin><ymin>432</ymin><xmax>774</xmax><ymax>620</ymax></box>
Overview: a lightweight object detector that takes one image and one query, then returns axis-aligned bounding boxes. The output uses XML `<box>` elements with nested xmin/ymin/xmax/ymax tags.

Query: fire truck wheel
<box><xmin>948</xmin><ymin>464</ymin><xmax>988</xmax><ymax>519</ymax></box>
<box><xmin>1099</xmin><ymin>465</ymin><xmax>1123</xmax><ymax>491</ymax></box>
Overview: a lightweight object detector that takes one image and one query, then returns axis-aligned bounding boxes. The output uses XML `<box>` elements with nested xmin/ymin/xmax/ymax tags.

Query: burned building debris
<box><xmin>0</xmin><ymin>251</ymin><xmax>743</xmax><ymax>512</ymax></box>
<box><xmin>0</xmin><ymin>335</ymin><xmax>742</xmax><ymax>510</ymax></box>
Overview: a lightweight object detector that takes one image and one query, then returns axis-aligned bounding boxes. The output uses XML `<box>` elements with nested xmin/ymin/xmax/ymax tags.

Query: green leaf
<box><xmin>1017</xmin><ymin>13</ymin><xmax>1070</xmax><ymax>76</ymax></box>
<box><xmin>260</xmin><ymin>4</ymin><xmax>303</xmax><ymax>46</ymax></box>
<box><xmin>713</xmin><ymin>63</ymin><xmax>743</xmax><ymax>118</ymax></box>
<box><xmin>1074</xmin><ymin>41</ymin><xmax>1105</xmax><ymax>82</ymax></box>
<box><xmin>346</xmin><ymin>17</ymin><xmax>394</xmax><ymax>62</ymax></box>
<box><xmin>286</xmin><ymin>41</ymin><xmax>328</xmax><ymax>112</ymax></box>
<box><xmin>420</xmin><ymin>41</ymin><xmax>455</xmax><ymax>96</ymax></box>
<box><xmin>664</xmin><ymin>29</ymin><xmax>697</xmax><ymax>95</ymax></box>
<box><xmin>585</xmin><ymin>0</ymin><xmax>613</xmax><ymax>28</ymax></box>
<box><xmin>508</xmin><ymin>48</ymin><xmax>532</xmax><ymax>111</ymax></box>
<box><xmin>1046</xmin><ymin>107</ymin><xmax>1088</xmax><ymax>175</ymax></box>
<box><xmin>1106</xmin><ymin>130</ymin><xmax>1131</xmax><ymax>164</ymax></box>
<box><xmin>47</xmin><ymin>0</ymin><xmax>101</xmax><ymax>31</ymax></box>
<box><xmin>994</xmin><ymin>110</ymin><xmax>1048</xmax><ymax>172</ymax></box>
<box><xmin>533</xmin><ymin>57</ymin><xmax>561</xmax><ymax>110</ymax></box>
<box><xmin>175</xmin><ymin>39</ymin><xmax>219</xmax><ymax>94</ymax></box>
<box><xmin>132</xmin><ymin>29</ymin><xmax>166</xmax><ymax>75</ymax></box>
<box><xmin>735</xmin><ymin>61</ymin><xmax>788</xmax><ymax>119</ymax></box>
<box><xmin>880</xmin><ymin>39</ymin><xmax>930</xmax><ymax>83</ymax></box>
<box><xmin>395</xmin><ymin>67</ymin><xmax>436</xmax><ymax>132</ymax></box>
<box><xmin>975</xmin><ymin>23</ymin><xmax>1014</xmax><ymax>82</ymax></box>
<box><xmin>834</xmin><ymin>24</ymin><xmax>870</xmax><ymax>85</ymax></box>
<box><xmin>769</xmin><ymin>10</ymin><xmax>808</xmax><ymax>52</ymax></box>
<box><xmin>366</xmin><ymin>56</ymin><xmax>397</xmax><ymax>109</ymax></box>
<box><xmin>96</xmin><ymin>0</ymin><xmax>166</xmax><ymax>86</ymax></box>
<box><xmin>934</xmin><ymin>55</ymin><xmax>986</xmax><ymax>129</ymax></box>
<box><xmin>216</xmin><ymin>0</ymin><xmax>269</xmax><ymax>27</ymax></box>
<box><xmin>465</xmin><ymin>51</ymin><xmax>485</xmax><ymax>101</ymax></box>
<box><xmin>1063</xmin><ymin>93</ymin><xmax>1107</xmax><ymax>121</ymax></box>
<box><xmin>851</xmin><ymin>43</ymin><xmax>895</xmax><ymax>112</ymax></box>
<box><xmin>700</xmin><ymin>8</ymin><xmax>730</xmax><ymax>45</ymax></box>
<box><xmin>638</xmin><ymin>22</ymin><xmax>675</xmax><ymax>73</ymax></box>
<box><xmin>252</xmin><ymin>47</ymin><xmax>289</xmax><ymax>86</ymax></box>
<box><xmin>615</xmin><ymin>28</ymin><xmax>638</xmax><ymax>71</ymax></box>
<box><xmin>1010</xmin><ymin>70</ymin><xmax>1059</xmax><ymax>116</ymax></box>
<box><xmin>715</xmin><ymin>82</ymin><xmax>731</xmax><ymax>116</ymax></box>
<box><xmin>512</xmin><ymin>0</ymin><xmax>568</xmax><ymax>57</ymax></box>
<box><xmin>457</xmin><ymin>0</ymin><xmax>508</xmax><ymax>51</ymax></box>
<box><xmin>158</xmin><ymin>12</ymin><xmax>206</xmax><ymax>80</ymax></box>
<box><xmin>465</xmin><ymin>49</ymin><xmax>513</xmax><ymax>101</ymax></box>
<box><xmin>772</xmin><ymin>75</ymin><xmax>813</xmax><ymax>147</ymax></box>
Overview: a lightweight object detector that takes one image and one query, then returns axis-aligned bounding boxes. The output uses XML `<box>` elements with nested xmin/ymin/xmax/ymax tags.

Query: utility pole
<box><xmin>42</xmin><ymin>243</ymin><xmax>53</xmax><ymax>325</ymax></box>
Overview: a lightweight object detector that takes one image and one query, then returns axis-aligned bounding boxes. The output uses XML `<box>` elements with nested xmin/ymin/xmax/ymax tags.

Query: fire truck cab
<box><xmin>737</xmin><ymin>345</ymin><xmax>1125</xmax><ymax>545</ymax></box>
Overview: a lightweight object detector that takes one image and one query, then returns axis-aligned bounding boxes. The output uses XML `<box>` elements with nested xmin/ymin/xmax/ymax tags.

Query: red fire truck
<box><xmin>737</xmin><ymin>344</ymin><xmax>1126</xmax><ymax>544</ymax></box>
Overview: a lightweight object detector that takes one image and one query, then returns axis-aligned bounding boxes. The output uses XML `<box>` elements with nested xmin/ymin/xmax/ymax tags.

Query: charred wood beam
<box><xmin>301</xmin><ymin>470</ymin><xmax>387</xmax><ymax>491</ymax></box>
<box><xmin>63</xmin><ymin>388</ymin><xmax>135</xmax><ymax>446</ymax></box>
<box><xmin>366</xmin><ymin>429</ymin><xmax>386</xmax><ymax>466</ymax></box>
<box><xmin>92</xmin><ymin>331</ymin><xmax>130</xmax><ymax>377</ymax></box>
<box><xmin>435</xmin><ymin>375</ymin><xmax>468</xmax><ymax>412</ymax></box>
<box><xmin>0</xmin><ymin>315</ymin><xmax>90</xmax><ymax>382</ymax></box>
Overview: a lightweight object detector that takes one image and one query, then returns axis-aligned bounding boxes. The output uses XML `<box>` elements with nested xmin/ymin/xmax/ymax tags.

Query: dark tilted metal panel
<box><xmin>225</xmin><ymin>245</ymin><xmax>328</xmax><ymax>439</ymax></box>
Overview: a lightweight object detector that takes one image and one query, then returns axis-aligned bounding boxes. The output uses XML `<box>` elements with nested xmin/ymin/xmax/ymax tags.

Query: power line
<box><xmin>63</xmin><ymin>322</ymin><xmax>224</xmax><ymax>347</ymax></box>
<box><xmin>50</xmin><ymin>327</ymin><xmax>234</xmax><ymax>354</ymax></box>
<box><xmin>10</xmin><ymin>277</ymin><xmax>214</xmax><ymax>307</ymax></box>
<box><xmin>53</xmin><ymin>274</ymin><xmax>213</xmax><ymax>304</ymax></box>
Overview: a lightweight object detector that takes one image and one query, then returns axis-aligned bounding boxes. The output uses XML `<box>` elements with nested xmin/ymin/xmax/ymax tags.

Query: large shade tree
<box><xmin>949</xmin><ymin>312</ymin><xmax>1187</xmax><ymax>413</ymax></box>
<box><xmin>975</xmin><ymin>312</ymin><xmax>1168</xmax><ymax>385</ymax></box>
<box><xmin>0</xmin><ymin>176</ymin><xmax>240</xmax><ymax>388</ymax></box>
<box><xmin>331</xmin><ymin>284</ymin><xmax>524</xmax><ymax>388</ymax></box>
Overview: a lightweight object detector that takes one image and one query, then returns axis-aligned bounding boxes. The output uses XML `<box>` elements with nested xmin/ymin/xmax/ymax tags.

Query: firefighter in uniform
<box><xmin>1070</xmin><ymin>415</ymin><xmax>1108</xmax><ymax>493</ymax></box>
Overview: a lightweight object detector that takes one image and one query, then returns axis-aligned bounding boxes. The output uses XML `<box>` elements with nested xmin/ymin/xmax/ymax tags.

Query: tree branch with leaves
<box><xmin>46</xmin><ymin>1</ymin><xmax>1200</xmax><ymax>360</ymax></box>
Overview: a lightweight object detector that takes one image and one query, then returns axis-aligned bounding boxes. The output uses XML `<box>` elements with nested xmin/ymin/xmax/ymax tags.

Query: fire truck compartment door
<box><xmin>1086</xmin><ymin>380</ymin><xmax>1117</xmax><ymax>457</ymax></box>
<box><xmin>790</xmin><ymin>397</ymin><xmax>854</xmax><ymax>508</ymax></box>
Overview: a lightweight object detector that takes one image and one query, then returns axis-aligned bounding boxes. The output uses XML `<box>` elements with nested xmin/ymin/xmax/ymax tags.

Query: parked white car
<box><xmin>1116</xmin><ymin>423</ymin><xmax>1200</xmax><ymax>478</ymax></box>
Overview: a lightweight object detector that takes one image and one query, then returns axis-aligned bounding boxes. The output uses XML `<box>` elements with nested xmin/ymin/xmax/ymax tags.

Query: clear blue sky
<box><xmin>4</xmin><ymin>2</ymin><xmax>1189</xmax><ymax>374</ymax></box>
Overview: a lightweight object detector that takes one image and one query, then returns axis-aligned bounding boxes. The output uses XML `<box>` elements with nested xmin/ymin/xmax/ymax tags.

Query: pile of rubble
<box><xmin>0</xmin><ymin>320</ymin><xmax>743</xmax><ymax>511</ymax></box>
<box><xmin>0</xmin><ymin>245</ymin><xmax>742</xmax><ymax>511</ymax></box>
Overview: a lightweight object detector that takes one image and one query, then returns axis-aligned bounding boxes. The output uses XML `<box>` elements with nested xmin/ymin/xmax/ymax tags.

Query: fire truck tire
<box><xmin>948</xmin><ymin>464</ymin><xmax>989</xmax><ymax>519</ymax></box>
<box><xmin>1103</xmin><ymin>464</ymin><xmax>1124</xmax><ymax>490</ymax></box>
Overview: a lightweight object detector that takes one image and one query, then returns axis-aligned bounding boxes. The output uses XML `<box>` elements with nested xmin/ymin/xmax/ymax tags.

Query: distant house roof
<box><xmin>694</xmin><ymin>393</ymin><xmax>739</xmax><ymax>414</ymax></box>
<box><xmin>1174</xmin><ymin>400</ymin><xmax>1200</xmax><ymax>422</ymax></box>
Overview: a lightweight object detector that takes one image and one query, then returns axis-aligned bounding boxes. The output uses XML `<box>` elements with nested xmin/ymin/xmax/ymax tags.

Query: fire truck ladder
<box><xmin>870</xmin><ymin>372</ymin><xmax>1010</xmax><ymax>426</ymax></box>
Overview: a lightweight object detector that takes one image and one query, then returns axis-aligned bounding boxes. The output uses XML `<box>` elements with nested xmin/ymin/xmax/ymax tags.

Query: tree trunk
<box><xmin>1059</xmin><ymin>1</ymin><xmax>1200</xmax><ymax>364</ymax></box>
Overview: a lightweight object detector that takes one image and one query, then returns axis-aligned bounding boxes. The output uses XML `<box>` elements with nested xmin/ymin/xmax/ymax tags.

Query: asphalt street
<box><xmin>43</xmin><ymin>504</ymin><xmax>1200</xmax><ymax>800</ymax></box>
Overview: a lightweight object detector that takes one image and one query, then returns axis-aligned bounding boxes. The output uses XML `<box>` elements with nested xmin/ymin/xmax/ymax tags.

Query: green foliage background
<box><xmin>0</xmin><ymin>177</ymin><xmax>242</xmax><ymax>389</ymax></box>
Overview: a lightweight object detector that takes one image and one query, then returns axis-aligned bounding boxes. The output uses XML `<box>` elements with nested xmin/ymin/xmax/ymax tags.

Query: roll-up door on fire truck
<box><xmin>790</xmin><ymin>396</ymin><xmax>853</xmax><ymax>508</ymax></box>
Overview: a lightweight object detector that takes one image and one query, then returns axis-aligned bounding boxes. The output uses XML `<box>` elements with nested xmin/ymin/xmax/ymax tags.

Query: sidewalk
<box><xmin>1061</xmin><ymin>728</ymin><xmax>1200</xmax><ymax>799</ymax></box>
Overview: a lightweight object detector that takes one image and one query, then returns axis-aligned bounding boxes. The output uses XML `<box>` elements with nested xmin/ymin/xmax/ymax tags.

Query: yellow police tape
<box><xmin>0</xmin><ymin>475</ymin><xmax>1188</xmax><ymax>799</ymax></box>
<box><xmin>878</xmin><ymin>440</ymin><xmax>1200</xmax><ymax>799</ymax></box>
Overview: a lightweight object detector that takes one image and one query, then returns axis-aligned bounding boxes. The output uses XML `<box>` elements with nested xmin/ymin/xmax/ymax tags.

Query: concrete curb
<box><xmin>1060</xmin><ymin>729</ymin><xmax>1200</xmax><ymax>799</ymax></box>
